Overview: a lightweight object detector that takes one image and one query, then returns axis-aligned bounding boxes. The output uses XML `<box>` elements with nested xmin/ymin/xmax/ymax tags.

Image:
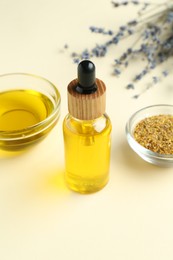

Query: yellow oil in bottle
<box><xmin>63</xmin><ymin>114</ymin><xmax>112</xmax><ymax>194</ymax></box>
<box><xmin>0</xmin><ymin>89</ymin><xmax>54</xmax><ymax>150</ymax></box>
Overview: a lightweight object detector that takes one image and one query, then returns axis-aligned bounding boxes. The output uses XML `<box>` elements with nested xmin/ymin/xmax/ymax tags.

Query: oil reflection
<box><xmin>37</xmin><ymin>169</ymin><xmax>71</xmax><ymax>196</ymax></box>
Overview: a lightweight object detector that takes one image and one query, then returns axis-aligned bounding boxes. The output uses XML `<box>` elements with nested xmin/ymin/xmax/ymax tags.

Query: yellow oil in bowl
<box><xmin>0</xmin><ymin>73</ymin><xmax>60</xmax><ymax>151</ymax></box>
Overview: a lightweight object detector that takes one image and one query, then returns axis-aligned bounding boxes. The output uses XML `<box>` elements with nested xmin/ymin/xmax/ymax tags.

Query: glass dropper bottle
<box><xmin>63</xmin><ymin>60</ymin><xmax>112</xmax><ymax>194</ymax></box>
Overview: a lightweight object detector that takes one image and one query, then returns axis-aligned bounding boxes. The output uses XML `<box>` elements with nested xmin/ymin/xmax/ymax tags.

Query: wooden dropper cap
<box><xmin>67</xmin><ymin>60</ymin><xmax>106</xmax><ymax>120</ymax></box>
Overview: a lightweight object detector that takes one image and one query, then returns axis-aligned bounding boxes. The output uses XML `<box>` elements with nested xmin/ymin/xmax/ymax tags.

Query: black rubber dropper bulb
<box><xmin>75</xmin><ymin>60</ymin><xmax>97</xmax><ymax>94</ymax></box>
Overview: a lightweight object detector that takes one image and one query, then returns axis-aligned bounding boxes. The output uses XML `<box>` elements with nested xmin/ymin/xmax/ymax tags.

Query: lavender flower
<box><xmin>68</xmin><ymin>0</ymin><xmax>173</xmax><ymax>97</ymax></box>
<box><xmin>162</xmin><ymin>70</ymin><xmax>169</xmax><ymax>77</ymax></box>
<box><xmin>126</xmin><ymin>83</ymin><xmax>135</xmax><ymax>89</ymax></box>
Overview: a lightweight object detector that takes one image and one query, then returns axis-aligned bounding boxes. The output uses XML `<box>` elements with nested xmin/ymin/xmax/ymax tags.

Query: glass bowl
<box><xmin>0</xmin><ymin>73</ymin><xmax>60</xmax><ymax>151</ymax></box>
<box><xmin>125</xmin><ymin>104</ymin><xmax>173</xmax><ymax>167</ymax></box>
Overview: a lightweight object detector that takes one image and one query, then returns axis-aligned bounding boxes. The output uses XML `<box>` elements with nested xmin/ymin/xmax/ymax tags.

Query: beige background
<box><xmin>0</xmin><ymin>0</ymin><xmax>173</xmax><ymax>259</ymax></box>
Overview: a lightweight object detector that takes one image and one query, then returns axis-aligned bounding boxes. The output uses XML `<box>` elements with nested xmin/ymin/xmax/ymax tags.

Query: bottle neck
<box><xmin>65</xmin><ymin>113</ymin><xmax>110</xmax><ymax>135</ymax></box>
<box><xmin>68</xmin><ymin>113</ymin><xmax>106</xmax><ymax>122</ymax></box>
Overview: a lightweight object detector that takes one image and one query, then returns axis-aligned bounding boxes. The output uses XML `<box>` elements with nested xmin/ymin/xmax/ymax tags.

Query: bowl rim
<box><xmin>126</xmin><ymin>104</ymin><xmax>173</xmax><ymax>160</ymax></box>
<box><xmin>0</xmin><ymin>73</ymin><xmax>61</xmax><ymax>139</ymax></box>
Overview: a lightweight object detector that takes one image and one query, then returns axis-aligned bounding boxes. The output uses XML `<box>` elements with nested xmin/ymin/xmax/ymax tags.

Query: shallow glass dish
<box><xmin>0</xmin><ymin>73</ymin><xmax>60</xmax><ymax>151</ymax></box>
<box><xmin>125</xmin><ymin>104</ymin><xmax>173</xmax><ymax>167</ymax></box>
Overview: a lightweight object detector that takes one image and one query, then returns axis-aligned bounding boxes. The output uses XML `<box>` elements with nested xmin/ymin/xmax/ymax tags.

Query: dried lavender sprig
<box><xmin>114</xmin><ymin>6</ymin><xmax>173</xmax><ymax>79</ymax></box>
<box><xmin>89</xmin><ymin>26</ymin><xmax>113</xmax><ymax>35</ymax></box>
<box><xmin>69</xmin><ymin>0</ymin><xmax>173</xmax><ymax>97</ymax></box>
<box><xmin>140</xmin><ymin>12</ymin><xmax>167</xmax><ymax>26</ymax></box>
<box><xmin>137</xmin><ymin>1</ymin><xmax>170</xmax><ymax>16</ymax></box>
<box><xmin>111</xmin><ymin>0</ymin><xmax>161</xmax><ymax>7</ymax></box>
<box><xmin>72</xmin><ymin>19</ymin><xmax>139</xmax><ymax>63</ymax></box>
<box><xmin>72</xmin><ymin>3</ymin><xmax>166</xmax><ymax>62</ymax></box>
<box><xmin>133</xmin><ymin>70</ymin><xmax>169</xmax><ymax>98</ymax></box>
<box><xmin>112</xmin><ymin>0</ymin><xmax>139</xmax><ymax>7</ymax></box>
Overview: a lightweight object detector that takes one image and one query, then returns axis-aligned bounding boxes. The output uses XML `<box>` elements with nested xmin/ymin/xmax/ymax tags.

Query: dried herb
<box><xmin>68</xmin><ymin>0</ymin><xmax>173</xmax><ymax>98</ymax></box>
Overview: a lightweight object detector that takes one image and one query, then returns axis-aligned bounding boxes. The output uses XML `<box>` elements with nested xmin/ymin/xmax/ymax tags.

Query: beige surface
<box><xmin>0</xmin><ymin>0</ymin><xmax>173</xmax><ymax>259</ymax></box>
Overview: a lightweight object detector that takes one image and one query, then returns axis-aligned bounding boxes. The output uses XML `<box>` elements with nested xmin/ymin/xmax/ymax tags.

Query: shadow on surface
<box><xmin>0</xmin><ymin>145</ymin><xmax>37</xmax><ymax>160</ymax></box>
<box><xmin>111</xmin><ymin>139</ymin><xmax>171</xmax><ymax>177</ymax></box>
<box><xmin>37</xmin><ymin>169</ymin><xmax>70</xmax><ymax>195</ymax></box>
